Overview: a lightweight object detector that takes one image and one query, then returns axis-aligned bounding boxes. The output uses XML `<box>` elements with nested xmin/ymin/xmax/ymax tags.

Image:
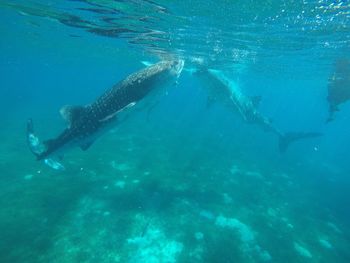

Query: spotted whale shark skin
<box><xmin>194</xmin><ymin>68</ymin><xmax>322</xmax><ymax>152</ymax></box>
<box><xmin>27</xmin><ymin>59</ymin><xmax>184</xmax><ymax>161</ymax></box>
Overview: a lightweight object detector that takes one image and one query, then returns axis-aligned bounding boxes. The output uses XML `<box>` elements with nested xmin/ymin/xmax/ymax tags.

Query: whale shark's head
<box><xmin>148</xmin><ymin>59</ymin><xmax>184</xmax><ymax>89</ymax></box>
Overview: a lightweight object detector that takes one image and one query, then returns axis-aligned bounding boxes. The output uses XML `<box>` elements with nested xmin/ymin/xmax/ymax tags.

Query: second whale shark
<box><xmin>326</xmin><ymin>58</ymin><xmax>350</xmax><ymax>122</ymax></box>
<box><xmin>27</xmin><ymin>59</ymin><xmax>184</xmax><ymax>169</ymax></box>
<box><xmin>195</xmin><ymin>69</ymin><xmax>322</xmax><ymax>152</ymax></box>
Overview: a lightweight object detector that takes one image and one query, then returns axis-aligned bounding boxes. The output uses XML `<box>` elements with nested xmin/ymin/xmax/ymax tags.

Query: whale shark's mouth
<box><xmin>171</xmin><ymin>59</ymin><xmax>185</xmax><ymax>77</ymax></box>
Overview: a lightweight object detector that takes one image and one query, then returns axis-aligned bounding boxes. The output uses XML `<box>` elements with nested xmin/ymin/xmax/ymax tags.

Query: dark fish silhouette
<box><xmin>327</xmin><ymin>58</ymin><xmax>350</xmax><ymax>122</ymax></box>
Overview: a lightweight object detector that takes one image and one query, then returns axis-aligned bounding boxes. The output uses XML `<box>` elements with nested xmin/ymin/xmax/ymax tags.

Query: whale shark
<box><xmin>27</xmin><ymin>59</ymin><xmax>184</xmax><ymax>169</ymax></box>
<box><xmin>195</xmin><ymin>68</ymin><xmax>322</xmax><ymax>152</ymax></box>
<box><xmin>326</xmin><ymin>58</ymin><xmax>350</xmax><ymax>122</ymax></box>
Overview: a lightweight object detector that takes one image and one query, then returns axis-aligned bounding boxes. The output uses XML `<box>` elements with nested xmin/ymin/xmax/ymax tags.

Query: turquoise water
<box><xmin>1</xmin><ymin>1</ymin><xmax>350</xmax><ymax>262</ymax></box>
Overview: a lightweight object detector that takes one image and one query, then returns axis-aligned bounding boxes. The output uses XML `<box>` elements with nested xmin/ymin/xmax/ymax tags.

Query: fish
<box><xmin>195</xmin><ymin>68</ymin><xmax>322</xmax><ymax>152</ymax></box>
<box><xmin>326</xmin><ymin>58</ymin><xmax>350</xmax><ymax>122</ymax></box>
<box><xmin>27</xmin><ymin>59</ymin><xmax>184</xmax><ymax>169</ymax></box>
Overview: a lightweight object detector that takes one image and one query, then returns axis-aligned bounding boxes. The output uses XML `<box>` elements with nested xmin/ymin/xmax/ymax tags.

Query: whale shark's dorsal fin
<box><xmin>60</xmin><ymin>105</ymin><xmax>85</xmax><ymax>126</ymax></box>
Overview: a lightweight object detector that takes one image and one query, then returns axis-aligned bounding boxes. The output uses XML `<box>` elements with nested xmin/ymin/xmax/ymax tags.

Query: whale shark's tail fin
<box><xmin>26</xmin><ymin>119</ymin><xmax>65</xmax><ymax>170</ymax></box>
<box><xmin>278</xmin><ymin>132</ymin><xmax>323</xmax><ymax>153</ymax></box>
<box><xmin>26</xmin><ymin>119</ymin><xmax>45</xmax><ymax>158</ymax></box>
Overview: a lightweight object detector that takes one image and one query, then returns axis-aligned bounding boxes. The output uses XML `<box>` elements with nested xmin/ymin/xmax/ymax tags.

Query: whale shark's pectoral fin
<box><xmin>99</xmin><ymin>102</ymin><xmax>136</xmax><ymax>124</ymax></box>
<box><xmin>141</xmin><ymin>61</ymin><xmax>154</xmax><ymax>67</ymax></box>
<box><xmin>80</xmin><ymin>141</ymin><xmax>94</xmax><ymax>151</ymax></box>
<box><xmin>250</xmin><ymin>96</ymin><xmax>262</xmax><ymax>108</ymax></box>
<box><xmin>60</xmin><ymin>105</ymin><xmax>85</xmax><ymax>127</ymax></box>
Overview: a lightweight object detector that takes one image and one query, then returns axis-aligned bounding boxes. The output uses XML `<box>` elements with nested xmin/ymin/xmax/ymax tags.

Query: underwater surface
<box><xmin>1</xmin><ymin>0</ymin><xmax>350</xmax><ymax>262</ymax></box>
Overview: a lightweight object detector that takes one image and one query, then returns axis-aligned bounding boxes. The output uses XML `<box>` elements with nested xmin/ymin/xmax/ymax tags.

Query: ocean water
<box><xmin>1</xmin><ymin>1</ymin><xmax>350</xmax><ymax>262</ymax></box>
